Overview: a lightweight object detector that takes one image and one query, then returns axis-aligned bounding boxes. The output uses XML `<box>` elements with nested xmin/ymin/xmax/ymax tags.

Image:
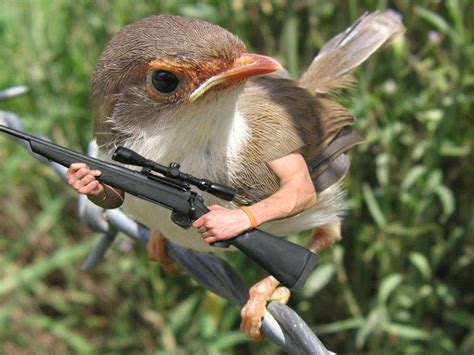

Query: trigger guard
<box><xmin>171</xmin><ymin>211</ymin><xmax>192</xmax><ymax>229</ymax></box>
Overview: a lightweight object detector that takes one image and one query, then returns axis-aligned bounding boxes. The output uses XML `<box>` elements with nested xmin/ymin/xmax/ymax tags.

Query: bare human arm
<box><xmin>192</xmin><ymin>152</ymin><xmax>317</xmax><ymax>244</ymax></box>
<box><xmin>66</xmin><ymin>163</ymin><xmax>124</xmax><ymax>209</ymax></box>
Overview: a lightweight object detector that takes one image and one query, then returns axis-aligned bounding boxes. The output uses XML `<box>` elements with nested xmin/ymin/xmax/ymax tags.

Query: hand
<box><xmin>66</xmin><ymin>163</ymin><xmax>104</xmax><ymax>198</ymax></box>
<box><xmin>192</xmin><ymin>205</ymin><xmax>252</xmax><ymax>244</ymax></box>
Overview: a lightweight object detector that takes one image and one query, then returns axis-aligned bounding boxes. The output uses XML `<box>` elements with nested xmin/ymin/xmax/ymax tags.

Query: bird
<box><xmin>75</xmin><ymin>11</ymin><xmax>404</xmax><ymax>340</ymax></box>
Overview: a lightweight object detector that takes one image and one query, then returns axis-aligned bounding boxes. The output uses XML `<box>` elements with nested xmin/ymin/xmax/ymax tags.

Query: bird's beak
<box><xmin>189</xmin><ymin>53</ymin><xmax>282</xmax><ymax>102</ymax></box>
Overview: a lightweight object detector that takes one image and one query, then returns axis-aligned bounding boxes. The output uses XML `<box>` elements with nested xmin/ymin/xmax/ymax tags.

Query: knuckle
<box><xmin>78</xmin><ymin>187</ymin><xmax>87</xmax><ymax>194</ymax></box>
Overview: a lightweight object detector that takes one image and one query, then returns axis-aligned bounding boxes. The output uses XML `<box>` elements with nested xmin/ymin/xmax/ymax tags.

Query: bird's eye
<box><xmin>150</xmin><ymin>70</ymin><xmax>180</xmax><ymax>94</ymax></box>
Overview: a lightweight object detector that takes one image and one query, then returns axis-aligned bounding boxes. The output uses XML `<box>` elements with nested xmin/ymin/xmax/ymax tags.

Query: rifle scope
<box><xmin>113</xmin><ymin>146</ymin><xmax>236</xmax><ymax>201</ymax></box>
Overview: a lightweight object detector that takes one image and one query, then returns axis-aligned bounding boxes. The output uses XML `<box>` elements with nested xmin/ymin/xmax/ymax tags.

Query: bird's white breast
<box><xmin>110</xmin><ymin>88</ymin><xmax>252</xmax><ymax>251</ymax></box>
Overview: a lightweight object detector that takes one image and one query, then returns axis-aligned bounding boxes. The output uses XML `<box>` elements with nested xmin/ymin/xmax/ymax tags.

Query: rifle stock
<box><xmin>213</xmin><ymin>231</ymin><xmax>317</xmax><ymax>292</ymax></box>
<box><xmin>0</xmin><ymin>125</ymin><xmax>317</xmax><ymax>292</ymax></box>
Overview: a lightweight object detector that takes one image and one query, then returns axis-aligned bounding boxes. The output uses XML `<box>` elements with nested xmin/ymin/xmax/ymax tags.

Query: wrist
<box><xmin>240</xmin><ymin>206</ymin><xmax>258</xmax><ymax>229</ymax></box>
<box><xmin>88</xmin><ymin>189</ymin><xmax>107</xmax><ymax>203</ymax></box>
<box><xmin>88</xmin><ymin>185</ymin><xmax>124</xmax><ymax>208</ymax></box>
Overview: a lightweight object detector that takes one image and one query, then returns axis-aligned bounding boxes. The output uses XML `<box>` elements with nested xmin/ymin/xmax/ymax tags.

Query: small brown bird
<box><xmin>68</xmin><ymin>11</ymin><xmax>404</xmax><ymax>340</ymax></box>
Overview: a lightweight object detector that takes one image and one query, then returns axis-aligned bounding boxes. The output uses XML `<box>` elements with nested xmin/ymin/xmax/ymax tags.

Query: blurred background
<box><xmin>0</xmin><ymin>0</ymin><xmax>472</xmax><ymax>353</ymax></box>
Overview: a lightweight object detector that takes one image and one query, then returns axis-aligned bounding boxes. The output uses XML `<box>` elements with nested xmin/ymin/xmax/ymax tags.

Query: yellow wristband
<box><xmin>240</xmin><ymin>206</ymin><xmax>258</xmax><ymax>229</ymax></box>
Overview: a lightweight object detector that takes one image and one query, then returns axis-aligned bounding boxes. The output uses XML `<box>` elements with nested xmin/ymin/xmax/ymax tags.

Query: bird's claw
<box><xmin>147</xmin><ymin>230</ymin><xmax>177</xmax><ymax>273</ymax></box>
<box><xmin>240</xmin><ymin>276</ymin><xmax>290</xmax><ymax>340</ymax></box>
<box><xmin>307</xmin><ymin>224</ymin><xmax>341</xmax><ymax>254</ymax></box>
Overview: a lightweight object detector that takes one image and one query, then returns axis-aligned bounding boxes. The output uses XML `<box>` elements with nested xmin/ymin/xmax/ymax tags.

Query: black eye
<box><xmin>151</xmin><ymin>70</ymin><xmax>180</xmax><ymax>93</ymax></box>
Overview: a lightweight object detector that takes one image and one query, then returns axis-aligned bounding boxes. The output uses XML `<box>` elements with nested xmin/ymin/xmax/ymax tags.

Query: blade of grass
<box><xmin>0</xmin><ymin>238</ymin><xmax>96</xmax><ymax>295</ymax></box>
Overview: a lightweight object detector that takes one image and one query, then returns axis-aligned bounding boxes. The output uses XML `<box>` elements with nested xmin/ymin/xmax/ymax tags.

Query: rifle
<box><xmin>0</xmin><ymin>125</ymin><xmax>317</xmax><ymax>292</ymax></box>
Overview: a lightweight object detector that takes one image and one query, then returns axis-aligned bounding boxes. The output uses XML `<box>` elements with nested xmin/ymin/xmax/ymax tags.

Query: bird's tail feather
<box><xmin>299</xmin><ymin>10</ymin><xmax>405</xmax><ymax>93</ymax></box>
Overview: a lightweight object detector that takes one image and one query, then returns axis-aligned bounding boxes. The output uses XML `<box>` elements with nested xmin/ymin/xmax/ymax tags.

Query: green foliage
<box><xmin>0</xmin><ymin>0</ymin><xmax>473</xmax><ymax>353</ymax></box>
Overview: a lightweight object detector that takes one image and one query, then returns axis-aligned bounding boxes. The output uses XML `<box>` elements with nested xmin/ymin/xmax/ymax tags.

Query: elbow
<box><xmin>278</xmin><ymin>177</ymin><xmax>317</xmax><ymax>217</ymax></box>
<box><xmin>292</xmin><ymin>184</ymin><xmax>317</xmax><ymax>215</ymax></box>
<box><xmin>299</xmin><ymin>173</ymin><xmax>317</xmax><ymax>209</ymax></box>
<box><xmin>300</xmin><ymin>174</ymin><xmax>317</xmax><ymax>209</ymax></box>
<box><xmin>310</xmin><ymin>189</ymin><xmax>318</xmax><ymax>207</ymax></box>
<box><xmin>305</xmin><ymin>187</ymin><xmax>317</xmax><ymax>209</ymax></box>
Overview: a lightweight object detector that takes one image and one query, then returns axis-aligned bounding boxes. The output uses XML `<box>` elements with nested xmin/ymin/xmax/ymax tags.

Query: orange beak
<box><xmin>189</xmin><ymin>53</ymin><xmax>282</xmax><ymax>102</ymax></box>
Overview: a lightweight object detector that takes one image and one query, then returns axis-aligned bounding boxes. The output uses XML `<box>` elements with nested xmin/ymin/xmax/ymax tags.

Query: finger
<box><xmin>90</xmin><ymin>170</ymin><xmax>102</xmax><ymax>177</ymax></box>
<box><xmin>192</xmin><ymin>217</ymin><xmax>205</xmax><ymax>228</ymax></box>
<box><xmin>201</xmin><ymin>231</ymin><xmax>214</xmax><ymax>239</ymax></box>
<box><xmin>68</xmin><ymin>168</ymin><xmax>92</xmax><ymax>186</ymax></box>
<box><xmin>203</xmin><ymin>236</ymin><xmax>218</xmax><ymax>244</ymax></box>
<box><xmin>66</xmin><ymin>163</ymin><xmax>86</xmax><ymax>178</ymax></box>
<box><xmin>75</xmin><ymin>167</ymin><xmax>93</xmax><ymax>180</ymax></box>
<box><xmin>69</xmin><ymin>165</ymin><xmax>89</xmax><ymax>179</ymax></box>
<box><xmin>78</xmin><ymin>181</ymin><xmax>102</xmax><ymax>195</ymax></box>
<box><xmin>69</xmin><ymin>163</ymin><xmax>87</xmax><ymax>171</ymax></box>
<box><xmin>79</xmin><ymin>174</ymin><xmax>96</xmax><ymax>187</ymax></box>
<box><xmin>91</xmin><ymin>182</ymin><xmax>104</xmax><ymax>194</ymax></box>
<box><xmin>72</xmin><ymin>174</ymin><xmax>94</xmax><ymax>191</ymax></box>
<box><xmin>207</xmin><ymin>204</ymin><xmax>224</xmax><ymax>211</ymax></box>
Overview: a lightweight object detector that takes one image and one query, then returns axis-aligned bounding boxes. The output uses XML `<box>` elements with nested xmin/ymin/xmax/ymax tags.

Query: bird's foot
<box><xmin>240</xmin><ymin>276</ymin><xmax>290</xmax><ymax>341</ymax></box>
<box><xmin>307</xmin><ymin>223</ymin><xmax>341</xmax><ymax>254</ymax></box>
<box><xmin>147</xmin><ymin>230</ymin><xmax>177</xmax><ymax>273</ymax></box>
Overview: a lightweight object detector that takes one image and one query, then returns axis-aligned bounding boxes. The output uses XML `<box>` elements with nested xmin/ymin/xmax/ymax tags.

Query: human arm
<box><xmin>66</xmin><ymin>163</ymin><xmax>124</xmax><ymax>209</ymax></box>
<box><xmin>193</xmin><ymin>152</ymin><xmax>317</xmax><ymax>244</ymax></box>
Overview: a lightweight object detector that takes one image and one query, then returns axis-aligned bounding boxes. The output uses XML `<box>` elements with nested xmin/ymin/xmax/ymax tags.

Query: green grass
<box><xmin>0</xmin><ymin>0</ymin><xmax>473</xmax><ymax>353</ymax></box>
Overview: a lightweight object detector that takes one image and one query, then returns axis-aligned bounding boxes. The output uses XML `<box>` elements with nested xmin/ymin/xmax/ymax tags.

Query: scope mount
<box><xmin>112</xmin><ymin>146</ymin><xmax>236</xmax><ymax>201</ymax></box>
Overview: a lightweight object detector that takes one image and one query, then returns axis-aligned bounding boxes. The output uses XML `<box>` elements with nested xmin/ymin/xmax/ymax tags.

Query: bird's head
<box><xmin>91</xmin><ymin>15</ymin><xmax>282</xmax><ymax>147</ymax></box>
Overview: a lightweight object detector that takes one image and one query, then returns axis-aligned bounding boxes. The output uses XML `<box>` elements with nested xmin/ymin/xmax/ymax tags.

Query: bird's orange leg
<box><xmin>147</xmin><ymin>230</ymin><xmax>177</xmax><ymax>273</ymax></box>
<box><xmin>240</xmin><ymin>222</ymin><xmax>341</xmax><ymax>340</ymax></box>
<box><xmin>307</xmin><ymin>228</ymin><xmax>337</xmax><ymax>253</ymax></box>
<box><xmin>240</xmin><ymin>276</ymin><xmax>290</xmax><ymax>341</ymax></box>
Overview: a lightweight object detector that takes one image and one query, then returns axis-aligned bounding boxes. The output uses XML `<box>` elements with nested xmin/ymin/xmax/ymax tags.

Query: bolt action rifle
<box><xmin>0</xmin><ymin>125</ymin><xmax>318</xmax><ymax>292</ymax></box>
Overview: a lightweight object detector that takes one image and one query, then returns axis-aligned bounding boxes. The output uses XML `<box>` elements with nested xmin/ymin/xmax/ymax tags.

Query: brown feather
<box><xmin>300</xmin><ymin>10</ymin><xmax>405</xmax><ymax>93</ymax></box>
